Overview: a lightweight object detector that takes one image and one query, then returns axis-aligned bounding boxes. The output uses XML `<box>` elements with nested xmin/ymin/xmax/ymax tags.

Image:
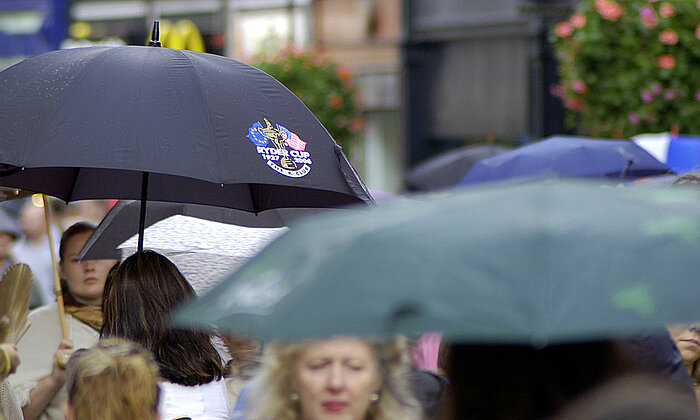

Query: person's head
<box><xmin>667</xmin><ymin>323</ymin><xmax>700</xmax><ymax>377</ymax></box>
<box><xmin>249</xmin><ymin>336</ymin><xmax>420</xmax><ymax>420</ymax></box>
<box><xmin>18</xmin><ymin>201</ymin><xmax>45</xmax><ymax>241</ymax></box>
<box><xmin>0</xmin><ymin>232</ymin><xmax>14</xmax><ymax>261</ymax></box>
<box><xmin>64</xmin><ymin>338</ymin><xmax>161</xmax><ymax>420</ymax></box>
<box><xmin>59</xmin><ymin>222</ymin><xmax>118</xmax><ymax>306</ymax></box>
<box><xmin>100</xmin><ymin>250</ymin><xmax>225</xmax><ymax>385</ymax></box>
<box><xmin>439</xmin><ymin>341</ymin><xmax>632</xmax><ymax>420</ymax></box>
<box><xmin>0</xmin><ymin>207</ymin><xmax>19</xmax><ymax>260</ymax></box>
<box><xmin>552</xmin><ymin>373</ymin><xmax>699</xmax><ymax>420</ymax></box>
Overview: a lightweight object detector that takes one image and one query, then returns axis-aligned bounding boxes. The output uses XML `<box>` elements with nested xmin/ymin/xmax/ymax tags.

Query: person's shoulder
<box><xmin>27</xmin><ymin>302</ymin><xmax>59</xmax><ymax>320</ymax></box>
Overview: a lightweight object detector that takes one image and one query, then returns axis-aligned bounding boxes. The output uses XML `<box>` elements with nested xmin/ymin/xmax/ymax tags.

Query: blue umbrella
<box><xmin>458</xmin><ymin>136</ymin><xmax>673</xmax><ymax>187</ymax></box>
<box><xmin>633</xmin><ymin>133</ymin><xmax>700</xmax><ymax>174</ymax></box>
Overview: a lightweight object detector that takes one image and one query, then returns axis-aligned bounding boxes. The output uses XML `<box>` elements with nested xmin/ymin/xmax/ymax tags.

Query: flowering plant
<box><xmin>551</xmin><ymin>0</ymin><xmax>700</xmax><ymax>138</ymax></box>
<box><xmin>252</xmin><ymin>46</ymin><xmax>363</xmax><ymax>151</ymax></box>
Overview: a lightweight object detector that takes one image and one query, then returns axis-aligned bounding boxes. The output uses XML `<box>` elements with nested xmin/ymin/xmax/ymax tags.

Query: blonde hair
<box><xmin>66</xmin><ymin>338</ymin><xmax>161</xmax><ymax>420</ymax></box>
<box><xmin>248</xmin><ymin>336</ymin><xmax>421</xmax><ymax>420</ymax></box>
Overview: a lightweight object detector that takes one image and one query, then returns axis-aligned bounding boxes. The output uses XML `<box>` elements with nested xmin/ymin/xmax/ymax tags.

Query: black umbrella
<box><xmin>404</xmin><ymin>144</ymin><xmax>510</xmax><ymax>191</ymax></box>
<box><xmin>0</xmin><ymin>23</ymin><xmax>372</xmax><ymax>251</ymax></box>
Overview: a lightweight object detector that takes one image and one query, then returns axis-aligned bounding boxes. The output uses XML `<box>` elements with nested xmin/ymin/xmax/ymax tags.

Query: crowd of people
<box><xmin>1</xmin><ymin>185</ymin><xmax>700</xmax><ymax>420</ymax></box>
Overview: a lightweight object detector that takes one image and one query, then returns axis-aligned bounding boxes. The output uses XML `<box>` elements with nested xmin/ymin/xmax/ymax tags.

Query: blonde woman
<box><xmin>63</xmin><ymin>338</ymin><xmax>160</xmax><ymax>420</ymax></box>
<box><xmin>245</xmin><ymin>336</ymin><xmax>420</xmax><ymax>420</ymax></box>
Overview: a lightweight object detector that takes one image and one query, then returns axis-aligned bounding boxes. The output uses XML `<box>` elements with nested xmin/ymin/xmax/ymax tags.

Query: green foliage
<box><xmin>252</xmin><ymin>46</ymin><xmax>363</xmax><ymax>151</ymax></box>
<box><xmin>551</xmin><ymin>0</ymin><xmax>700</xmax><ymax>138</ymax></box>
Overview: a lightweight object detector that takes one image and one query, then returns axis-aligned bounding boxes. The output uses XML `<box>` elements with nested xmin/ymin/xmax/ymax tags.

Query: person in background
<box><xmin>552</xmin><ymin>373</ymin><xmax>699</xmax><ymax>420</ymax></box>
<box><xmin>63</xmin><ymin>338</ymin><xmax>161</xmax><ymax>420</ymax></box>
<box><xmin>101</xmin><ymin>251</ymin><xmax>229</xmax><ymax>420</ymax></box>
<box><xmin>11</xmin><ymin>222</ymin><xmax>118</xmax><ymax>420</ymax></box>
<box><xmin>0</xmin><ymin>208</ymin><xmax>20</xmax><ymax>274</ymax></box>
<box><xmin>668</xmin><ymin>323</ymin><xmax>700</xmax><ymax>410</ymax></box>
<box><xmin>438</xmin><ymin>341</ymin><xmax>635</xmax><ymax>420</ymax></box>
<box><xmin>0</xmin><ymin>206</ymin><xmax>43</xmax><ymax>309</ymax></box>
<box><xmin>11</xmin><ymin>201</ymin><xmax>60</xmax><ymax>305</ymax></box>
<box><xmin>243</xmin><ymin>336</ymin><xmax>421</xmax><ymax>420</ymax></box>
<box><xmin>223</xmin><ymin>334</ymin><xmax>262</xmax><ymax>407</ymax></box>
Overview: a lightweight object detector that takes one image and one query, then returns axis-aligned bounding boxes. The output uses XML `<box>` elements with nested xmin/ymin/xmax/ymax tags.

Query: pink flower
<box><xmin>663</xmin><ymin>89</ymin><xmax>677</xmax><ymax>99</ymax></box>
<box><xmin>651</xmin><ymin>82</ymin><xmax>662</xmax><ymax>95</ymax></box>
<box><xmin>640</xmin><ymin>4</ymin><xmax>655</xmax><ymax>18</ymax></box>
<box><xmin>555</xmin><ymin>22</ymin><xmax>574</xmax><ymax>37</ymax></box>
<box><xmin>659</xmin><ymin>28</ymin><xmax>679</xmax><ymax>44</ymax></box>
<box><xmin>571</xmin><ymin>79</ymin><xmax>587</xmax><ymax>93</ymax></box>
<box><xmin>628</xmin><ymin>112</ymin><xmax>640</xmax><ymax>124</ymax></box>
<box><xmin>659</xmin><ymin>2</ymin><xmax>676</xmax><ymax>18</ymax></box>
<box><xmin>564</xmin><ymin>97</ymin><xmax>584</xmax><ymax>110</ymax></box>
<box><xmin>640</xmin><ymin>5</ymin><xmax>658</xmax><ymax>28</ymax></box>
<box><xmin>670</xmin><ymin>124</ymin><xmax>679</xmax><ymax>137</ymax></box>
<box><xmin>599</xmin><ymin>1</ymin><xmax>623</xmax><ymax>20</ymax></box>
<box><xmin>570</xmin><ymin>13</ymin><xmax>586</xmax><ymax>28</ymax></box>
<box><xmin>656</xmin><ymin>54</ymin><xmax>675</xmax><ymax>69</ymax></box>
<box><xmin>641</xmin><ymin>90</ymin><xmax>654</xmax><ymax>102</ymax></box>
<box><xmin>696</xmin><ymin>23</ymin><xmax>700</xmax><ymax>39</ymax></box>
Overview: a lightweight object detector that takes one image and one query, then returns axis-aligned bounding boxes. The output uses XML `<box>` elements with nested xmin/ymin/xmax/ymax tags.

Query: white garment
<box><xmin>159</xmin><ymin>378</ymin><xmax>230</xmax><ymax>420</ymax></box>
<box><xmin>12</xmin><ymin>303</ymin><xmax>100</xmax><ymax>420</ymax></box>
<box><xmin>1</xmin><ymin>379</ymin><xmax>22</xmax><ymax>420</ymax></box>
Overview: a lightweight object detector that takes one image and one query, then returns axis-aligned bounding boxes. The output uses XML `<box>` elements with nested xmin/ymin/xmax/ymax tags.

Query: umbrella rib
<box><xmin>65</xmin><ymin>167</ymin><xmax>81</xmax><ymax>202</ymax></box>
<box><xmin>248</xmin><ymin>184</ymin><xmax>259</xmax><ymax>215</ymax></box>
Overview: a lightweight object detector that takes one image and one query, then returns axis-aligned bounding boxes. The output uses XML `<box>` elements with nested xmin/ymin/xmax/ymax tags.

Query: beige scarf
<box><xmin>63</xmin><ymin>304</ymin><xmax>103</xmax><ymax>332</ymax></box>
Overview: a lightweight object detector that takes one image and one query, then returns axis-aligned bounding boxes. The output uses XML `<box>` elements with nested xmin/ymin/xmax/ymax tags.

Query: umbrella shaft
<box><xmin>138</xmin><ymin>173</ymin><xmax>149</xmax><ymax>253</ymax></box>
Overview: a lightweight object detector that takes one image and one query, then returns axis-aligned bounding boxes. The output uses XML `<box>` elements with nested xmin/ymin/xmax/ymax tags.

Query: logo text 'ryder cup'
<box><xmin>247</xmin><ymin>119</ymin><xmax>312</xmax><ymax>178</ymax></box>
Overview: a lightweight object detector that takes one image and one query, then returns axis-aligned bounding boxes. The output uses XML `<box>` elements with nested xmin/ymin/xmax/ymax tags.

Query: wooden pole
<box><xmin>42</xmin><ymin>194</ymin><xmax>68</xmax><ymax>340</ymax></box>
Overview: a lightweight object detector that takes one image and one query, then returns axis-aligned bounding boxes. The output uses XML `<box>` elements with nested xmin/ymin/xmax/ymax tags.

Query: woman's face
<box><xmin>59</xmin><ymin>231</ymin><xmax>118</xmax><ymax>306</ymax></box>
<box><xmin>292</xmin><ymin>337</ymin><xmax>381</xmax><ymax>420</ymax></box>
<box><xmin>668</xmin><ymin>323</ymin><xmax>700</xmax><ymax>366</ymax></box>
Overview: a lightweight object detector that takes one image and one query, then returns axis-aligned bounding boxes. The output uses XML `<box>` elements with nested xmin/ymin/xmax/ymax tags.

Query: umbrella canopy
<box><xmin>174</xmin><ymin>180</ymin><xmax>700</xmax><ymax>346</ymax></box>
<box><xmin>404</xmin><ymin>144</ymin><xmax>510</xmax><ymax>191</ymax></box>
<box><xmin>0</xmin><ymin>45</ymin><xmax>372</xmax><ymax>221</ymax></box>
<box><xmin>118</xmin><ymin>215</ymin><xmax>286</xmax><ymax>295</ymax></box>
<box><xmin>632</xmin><ymin>133</ymin><xmax>700</xmax><ymax>174</ymax></box>
<box><xmin>80</xmin><ymin>199</ymin><xmax>341</xmax><ymax>260</ymax></box>
<box><xmin>458</xmin><ymin>136</ymin><xmax>673</xmax><ymax>187</ymax></box>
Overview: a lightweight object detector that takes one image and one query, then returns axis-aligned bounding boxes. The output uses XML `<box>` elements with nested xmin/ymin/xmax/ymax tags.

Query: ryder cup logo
<box><xmin>246</xmin><ymin>119</ymin><xmax>312</xmax><ymax>178</ymax></box>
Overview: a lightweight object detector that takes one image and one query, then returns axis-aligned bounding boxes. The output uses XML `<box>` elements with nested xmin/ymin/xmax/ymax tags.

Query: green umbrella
<box><xmin>173</xmin><ymin>180</ymin><xmax>700</xmax><ymax>346</ymax></box>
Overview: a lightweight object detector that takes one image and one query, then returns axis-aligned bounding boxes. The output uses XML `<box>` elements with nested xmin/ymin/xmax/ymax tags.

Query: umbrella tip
<box><xmin>148</xmin><ymin>20</ymin><xmax>161</xmax><ymax>47</ymax></box>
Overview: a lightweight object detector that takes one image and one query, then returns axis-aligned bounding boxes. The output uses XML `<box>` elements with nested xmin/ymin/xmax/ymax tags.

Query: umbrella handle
<box><xmin>42</xmin><ymin>194</ymin><xmax>68</xmax><ymax>341</ymax></box>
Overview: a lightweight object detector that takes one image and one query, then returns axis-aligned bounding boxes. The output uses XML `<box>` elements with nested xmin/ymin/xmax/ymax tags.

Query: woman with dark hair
<box><xmin>101</xmin><ymin>250</ymin><xmax>229</xmax><ymax>420</ymax></box>
<box><xmin>11</xmin><ymin>222</ymin><xmax>118</xmax><ymax>420</ymax></box>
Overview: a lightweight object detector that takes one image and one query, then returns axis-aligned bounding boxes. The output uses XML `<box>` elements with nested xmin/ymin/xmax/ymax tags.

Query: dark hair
<box><xmin>100</xmin><ymin>250</ymin><xmax>225</xmax><ymax>385</ymax></box>
<box><xmin>439</xmin><ymin>341</ymin><xmax>632</xmax><ymax>420</ymax></box>
<box><xmin>59</xmin><ymin>222</ymin><xmax>96</xmax><ymax>262</ymax></box>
